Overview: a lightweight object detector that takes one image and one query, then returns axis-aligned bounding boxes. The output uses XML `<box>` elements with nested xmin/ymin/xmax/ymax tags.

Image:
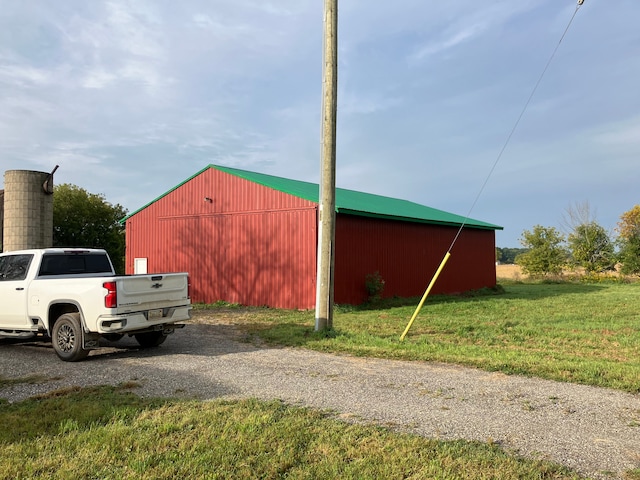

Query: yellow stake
<box><xmin>400</xmin><ymin>252</ymin><xmax>451</xmax><ymax>341</ymax></box>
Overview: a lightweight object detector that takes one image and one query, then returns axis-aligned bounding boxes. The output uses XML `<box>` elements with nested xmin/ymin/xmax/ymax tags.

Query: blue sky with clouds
<box><xmin>1</xmin><ymin>0</ymin><xmax>638</xmax><ymax>247</ymax></box>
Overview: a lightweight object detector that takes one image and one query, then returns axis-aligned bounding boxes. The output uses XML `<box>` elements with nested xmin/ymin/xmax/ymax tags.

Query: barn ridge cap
<box><xmin>121</xmin><ymin>164</ymin><xmax>502</xmax><ymax>231</ymax></box>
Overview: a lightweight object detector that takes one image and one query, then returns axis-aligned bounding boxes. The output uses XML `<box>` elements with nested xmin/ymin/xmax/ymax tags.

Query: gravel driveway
<box><xmin>1</xmin><ymin>312</ymin><xmax>639</xmax><ymax>479</ymax></box>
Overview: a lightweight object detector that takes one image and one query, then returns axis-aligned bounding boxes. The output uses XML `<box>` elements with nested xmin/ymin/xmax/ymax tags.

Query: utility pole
<box><xmin>315</xmin><ymin>0</ymin><xmax>338</xmax><ymax>331</ymax></box>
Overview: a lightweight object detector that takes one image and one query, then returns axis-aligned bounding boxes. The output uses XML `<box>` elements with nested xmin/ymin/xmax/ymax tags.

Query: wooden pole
<box><xmin>315</xmin><ymin>0</ymin><xmax>338</xmax><ymax>331</ymax></box>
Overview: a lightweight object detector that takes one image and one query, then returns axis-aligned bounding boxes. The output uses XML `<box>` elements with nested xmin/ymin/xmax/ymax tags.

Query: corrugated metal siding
<box><xmin>126</xmin><ymin>168</ymin><xmax>317</xmax><ymax>309</ymax></box>
<box><xmin>126</xmin><ymin>167</ymin><xmax>498</xmax><ymax>309</ymax></box>
<box><xmin>334</xmin><ymin>215</ymin><xmax>496</xmax><ymax>305</ymax></box>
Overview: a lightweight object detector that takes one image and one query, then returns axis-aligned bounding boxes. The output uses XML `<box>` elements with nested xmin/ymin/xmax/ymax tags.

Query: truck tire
<box><xmin>134</xmin><ymin>331</ymin><xmax>167</xmax><ymax>348</ymax></box>
<box><xmin>52</xmin><ymin>313</ymin><xmax>90</xmax><ymax>362</ymax></box>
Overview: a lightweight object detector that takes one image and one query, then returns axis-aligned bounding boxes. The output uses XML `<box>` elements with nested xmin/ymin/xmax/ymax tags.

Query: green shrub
<box><xmin>364</xmin><ymin>271</ymin><xmax>385</xmax><ymax>302</ymax></box>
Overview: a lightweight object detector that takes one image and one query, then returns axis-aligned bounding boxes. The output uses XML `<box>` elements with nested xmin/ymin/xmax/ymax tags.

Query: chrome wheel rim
<box><xmin>57</xmin><ymin>324</ymin><xmax>75</xmax><ymax>353</ymax></box>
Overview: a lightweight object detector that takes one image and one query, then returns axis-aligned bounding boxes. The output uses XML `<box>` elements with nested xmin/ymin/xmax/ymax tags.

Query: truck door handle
<box><xmin>16</xmin><ymin>287</ymin><xmax>24</xmax><ymax>291</ymax></box>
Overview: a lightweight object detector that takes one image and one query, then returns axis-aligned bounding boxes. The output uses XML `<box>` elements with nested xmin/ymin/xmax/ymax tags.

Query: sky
<box><xmin>1</xmin><ymin>0</ymin><xmax>638</xmax><ymax>247</ymax></box>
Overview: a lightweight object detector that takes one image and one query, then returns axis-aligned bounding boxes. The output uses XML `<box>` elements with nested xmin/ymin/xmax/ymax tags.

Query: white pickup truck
<box><xmin>0</xmin><ymin>248</ymin><xmax>191</xmax><ymax>361</ymax></box>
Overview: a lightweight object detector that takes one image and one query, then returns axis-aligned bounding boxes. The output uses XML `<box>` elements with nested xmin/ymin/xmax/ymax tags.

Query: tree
<box><xmin>496</xmin><ymin>247</ymin><xmax>529</xmax><ymax>264</ymax></box>
<box><xmin>515</xmin><ymin>225</ymin><xmax>567</xmax><ymax>277</ymax></box>
<box><xmin>567</xmin><ymin>222</ymin><xmax>615</xmax><ymax>273</ymax></box>
<box><xmin>560</xmin><ymin>200</ymin><xmax>596</xmax><ymax>233</ymax></box>
<box><xmin>616</xmin><ymin>205</ymin><xmax>640</xmax><ymax>275</ymax></box>
<box><xmin>53</xmin><ymin>184</ymin><xmax>127</xmax><ymax>274</ymax></box>
<box><xmin>561</xmin><ymin>201</ymin><xmax>614</xmax><ymax>273</ymax></box>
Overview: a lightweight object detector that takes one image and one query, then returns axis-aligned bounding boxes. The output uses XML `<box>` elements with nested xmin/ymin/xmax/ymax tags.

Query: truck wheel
<box><xmin>134</xmin><ymin>331</ymin><xmax>167</xmax><ymax>348</ymax></box>
<box><xmin>52</xmin><ymin>313</ymin><xmax>90</xmax><ymax>362</ymax></box>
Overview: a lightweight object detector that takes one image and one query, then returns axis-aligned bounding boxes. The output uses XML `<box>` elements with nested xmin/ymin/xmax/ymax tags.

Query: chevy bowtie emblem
<box><xmin>151</xmin><ymin>283</ymin><xmax>163</xmax><ymax>289</ymax></box>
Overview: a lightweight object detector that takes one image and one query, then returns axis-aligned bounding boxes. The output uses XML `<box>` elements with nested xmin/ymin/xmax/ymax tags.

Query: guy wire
<box><xmin>446</xmin><ymin>2</ymin><xmax>584</xmax><ymax>254</ymax></box>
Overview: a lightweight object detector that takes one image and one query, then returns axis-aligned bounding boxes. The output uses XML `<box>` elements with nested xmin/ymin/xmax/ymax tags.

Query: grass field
<box><xmin>2</xmin><ymin>281</ymin><xmax>639</xmax><ymax>479</ymax></box>
<box><xmin>496</xmin><ymin>264</ymin><xmax>631</xmax><ymax>282</ymax></box>
<box><xmin>0</xmin><ymin>385</ymin><xmax>585</xmax><ymax>480</ymax></box>
<box><xmin>209</xmin><ymin>282</ymin><xmax>640</xmax><ymax>393</ymax></box>
<box><xmin>496</xmin><ymin>263</ymin><xmax>525</xmax><ymax>281</ymax></box>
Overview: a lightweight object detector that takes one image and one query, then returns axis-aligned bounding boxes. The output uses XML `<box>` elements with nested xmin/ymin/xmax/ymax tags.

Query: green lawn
<box><xmin>223</xmin><ymin>282</ymin><xmax>640</xmax><ymax>393</ymax></box>
<box><xmin>2</xmin><ymin>282</ymin><xmax>639</xmax><ymax>479</ymax></box>
<box><xmin>0</xmin><ymin>385</ymin><xmax>583</xmax><ymax>480</ymax></box>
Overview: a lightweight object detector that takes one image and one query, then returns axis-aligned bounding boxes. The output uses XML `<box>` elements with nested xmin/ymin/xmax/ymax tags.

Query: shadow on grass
<box><xmin>342</xmin><ymin>282</ymin><xmax>608</xmax><ymax>312</ymax></box>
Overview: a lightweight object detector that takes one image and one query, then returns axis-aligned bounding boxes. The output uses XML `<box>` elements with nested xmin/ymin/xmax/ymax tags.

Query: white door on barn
<box><xmin>134</xmin><ymin>258</ymin><xmax>148</xmax><ymax>274</ymax></box>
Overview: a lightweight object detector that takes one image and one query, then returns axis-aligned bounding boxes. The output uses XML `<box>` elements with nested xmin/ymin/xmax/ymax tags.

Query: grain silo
<box><xmin>2</xmin><ymin>168</ymin><xmax>56</xmax><ymax>252</ymax></box>
<box><xmin>0</xmin><ymin>189</ymin><xmax>4</xmax><ymax>250</ymax></box>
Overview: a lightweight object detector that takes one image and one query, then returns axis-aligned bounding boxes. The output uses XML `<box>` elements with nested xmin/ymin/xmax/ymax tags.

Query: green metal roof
<box><xmin>212</xmin><ymin>165</ymin><xmax>501</xmax><ymax>230</ymax></box>
<box><xmin>122</xmin><ymin>164</ymin><xmax>502</xmax><ymax>231</ymax></box>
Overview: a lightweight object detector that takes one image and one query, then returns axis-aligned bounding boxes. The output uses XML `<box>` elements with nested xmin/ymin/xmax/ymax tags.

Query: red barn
<box><xmin>122</xmin><ymin>165</ymin><xmax>502</xmax><ymax>309</ymax></box>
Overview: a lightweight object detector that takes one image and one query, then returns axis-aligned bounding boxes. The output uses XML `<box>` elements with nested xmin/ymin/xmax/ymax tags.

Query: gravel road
<box><xmin>1</xmin><ymin>312</ymin><xmax>639</xmax><ymax>479</ymax></box>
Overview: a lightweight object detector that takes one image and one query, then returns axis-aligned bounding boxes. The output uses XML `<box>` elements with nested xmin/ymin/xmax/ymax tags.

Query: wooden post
<box><xmin>315</xmin><ymin>0</ymin><xmax>338</xmax><ymax>331</ymax></box>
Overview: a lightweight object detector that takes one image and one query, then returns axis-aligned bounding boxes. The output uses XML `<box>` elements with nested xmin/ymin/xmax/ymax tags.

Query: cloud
<box><xmin>341</xmin><ymin>92</ymin><xmax>403</xmax><ymax>116</ymax></box>
<box><xmin>192</xmin><ymin>13</ymin><xmax>216</xmax><ymax>29</ymax></box>
<box><xmin>81</xmin><ymin>68</ymin><xmax>117</xmax><ymax>89</ymax></box>
<box><xmin>409</xmin><ymin>23</ymin><xmax>486</xmax><ymax>62</ymax></box>
<box><xmin>0</xmin><ymin>64</ymin><xmax>53</xmax><ymax>86</ymax></box>
<box><xmin>407</xmin><ymin>2</ymin><xmax>539</xmax><ymax>64</ymax></box>
<box><xmin>593</xmin><ymin>117</ymin><xmax>640</xmax><ymax>149</ymax></box>
<box><xmin>90</xmin><ymin>1</ymin><xmax>163</xmax><ymax>59</ymax></box>
<box><xmin>1</xmin><ymin>0</ymin><xmax>638</xmax><ymax>248</ymax></box>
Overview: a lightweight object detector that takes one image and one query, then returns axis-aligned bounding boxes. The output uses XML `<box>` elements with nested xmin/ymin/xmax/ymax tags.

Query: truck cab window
<box><xmin>38</xmin><ymin>253</ymin><xmax>113</xmax><ymax>276</ymax></box>
<box><xmin>0</xmin><ymin>254</ymin><xmax>34</xmax><ymax>281</ymax></box>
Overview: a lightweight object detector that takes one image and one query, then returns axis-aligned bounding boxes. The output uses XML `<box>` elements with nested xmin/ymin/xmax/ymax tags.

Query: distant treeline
<box><xmin>496</xmin><ymin>247</ymin><xmax>528</xmax><ymax>264</ymax></box>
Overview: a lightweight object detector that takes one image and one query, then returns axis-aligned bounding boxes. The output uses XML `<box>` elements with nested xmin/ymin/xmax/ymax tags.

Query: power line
<box><xmin>447</xmin><ymin>1</ymin><xmax>584</xmax><ymax>253</ymax></box>
<box><xmin>401</xmin><ymin>1</ymin><xmax>586</xmax><ymax>341</ymax></box>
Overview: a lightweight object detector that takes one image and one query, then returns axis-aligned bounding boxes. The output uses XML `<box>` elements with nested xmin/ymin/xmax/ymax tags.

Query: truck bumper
<box><xmin>96</xmin><ymin>305</ymin><xmax>192</xmax><ymax>334</ymax></box>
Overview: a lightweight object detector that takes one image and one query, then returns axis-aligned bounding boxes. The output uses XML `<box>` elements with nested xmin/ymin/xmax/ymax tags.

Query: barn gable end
<box><xmin>124</xmin><ymin>167</ymin><xmax>318</xmax><ymax>309</ymax></box>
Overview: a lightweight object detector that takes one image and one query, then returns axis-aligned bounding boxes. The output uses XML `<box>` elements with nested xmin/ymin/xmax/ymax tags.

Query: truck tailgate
<box><xmin>115</xmin><ymin>273</ymin><xmax>189</xmax><ymax>311</ymax></box>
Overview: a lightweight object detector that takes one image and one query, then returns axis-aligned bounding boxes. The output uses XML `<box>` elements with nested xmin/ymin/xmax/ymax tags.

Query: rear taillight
<box><xmin>187</xmin><ymin>275</ymin><xmax>191</xmax><ymax>299</ymax></box>
<box><xmin>103</xmin><ymin>281</ymin><xmax>117</xmax><ymax>308</ymax></box>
